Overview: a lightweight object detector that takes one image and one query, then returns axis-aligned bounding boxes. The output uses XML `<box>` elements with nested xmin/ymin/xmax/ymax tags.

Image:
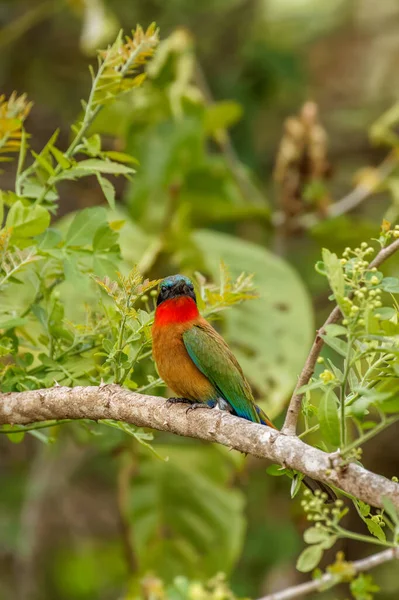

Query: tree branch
<box><xmin>1</xmin><ymin>385</ymin><xmax>399</xmax><ymax>509</ymax></box>
<box><xmin>259</xmin><ymin>547</ymin><xmax>399</xmax><ymax>600</ymax></box>
<box><xmin>282</xmin><ymin>237</ymin><xmax>399</xmax><ymax>436</ymax></box>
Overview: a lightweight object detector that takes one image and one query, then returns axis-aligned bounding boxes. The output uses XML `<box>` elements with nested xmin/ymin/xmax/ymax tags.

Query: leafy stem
<box><xmin>340</xmin><ymin>335</ymin><xmax>353</xmax><ymax>448</ymax></box>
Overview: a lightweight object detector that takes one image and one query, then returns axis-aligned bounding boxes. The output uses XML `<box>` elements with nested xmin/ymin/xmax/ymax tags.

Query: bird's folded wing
<box><xmin>182</xmin><ymin>323</ymin><xmax>259</xmax><ymax>423</ymax></box>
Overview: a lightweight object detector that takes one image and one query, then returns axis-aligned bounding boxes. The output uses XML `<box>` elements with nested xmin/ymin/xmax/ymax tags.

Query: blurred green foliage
<box><xmin>2</xmin><ymin>2</ymin><xmax>399</xmax><ymax>600</ymax></box>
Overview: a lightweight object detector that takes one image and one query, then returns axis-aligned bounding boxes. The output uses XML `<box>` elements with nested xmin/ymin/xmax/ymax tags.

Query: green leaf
<box><xmin>322</xmin><ymin>248</ymin><xmax>346</xmax><ymax>311</ymax></box>
<box><xmin>318</xmin><ymin>388</ymin><xmax>340</xmax><ymax>448</ymax></box>
<box><xmin>65</xmin><ymin>206</ymin><xmax>107</xmax><ymax>246</ymax></box>
<box><xmin>303</xmin><ymin>527</ymin><xmax>332</xmax><ymax>545</ymax></box>
<box><xmin>296</xmin><ymin>544</ymin><xmax>323</xmax><ymax>573</ymax></box>
<box><xmin>366</xmin><ymin>518</ymin><xmax>386</xmax><ymax>542</ymax></box>
<box><xmin>266</xmin><ymin>464</ymin><xmax>288</xmax><ymax>477</ymax></box>
<box><xmin>194</xmin><ymin>230</ymin><xmax>314</xmax><ymax>416</ymax></box>
<box><xmin>93</xmin><ymin>223</ymin><xmax>119</xmax><ymax>251</ymax></box>
<box><xmin>103</xmin><ymin>150</ymin><xmax>139</xmax><ymax>165</ymax></box>
<box><xmin>381</xmin><ymin>277</ymin><xmax>399</xmax><ymax>294</ymax></box>
<box><xmin>96</xmin><ymin>174</ymin><xmax>116</xmax><ymax>209</ymax></box>
<box><xmin>320</xmin><ymin>333</ymin><xmax>348</xmax><ymax>358</ymax></box>
<box><xmin>130</xmin><ymin>445</ymin><xmax>245</xmax><ymax>580</ymax></box>
<box><xmin>0</xmin><ymin>191</ymin><xmax>3</xmax><ymax>226</ymax></box>
<box><xmin>382</xmin><ymin>497</ymin><xmax>399</xmax><ymax>525</ymax></box>
<box><xmin>358</xmin><ymin>500</ymin><xmax>371</xmax><ymax>518</ymax></box>
<box><xmin>324</xmin><ymin>324</ymin><xmax>348</xmax><ymax>337</ymax></box>
<box><xmin>204</xmin><ymin>101</ymin><xmax>243</xmax><ymax>135</ymax></box>
<box><xmin>49</xmin><ymin>145</ymin><xmax>72</xmax><ymax>169</ymax></box>
<box><xmin>74</xmin><ymin>158</ymin><xmax>135</xmax><ymax>174</ymax></box>
<box><xmin>6</xmin><ymin>200</ymin><xmax>51</xmax><ymax>239</ymax></box>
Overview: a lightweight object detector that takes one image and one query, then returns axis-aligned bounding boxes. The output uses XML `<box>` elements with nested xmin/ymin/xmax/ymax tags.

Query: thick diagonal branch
<box><xmin>1</xmin><ymin>385</ymin><xmax>399</xmax><ymax>510</ymax></box>
<box><xmin>282</xmin><ymin>237</ymin><xmax>399</xmax><ymax>436</ymax></box>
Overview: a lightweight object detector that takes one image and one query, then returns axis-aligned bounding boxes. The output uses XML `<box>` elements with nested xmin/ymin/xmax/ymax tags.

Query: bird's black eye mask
<box><xmin>157</xmin><ymin>280</ymin><xmax>197</xmax><ymax>306</ymax></box>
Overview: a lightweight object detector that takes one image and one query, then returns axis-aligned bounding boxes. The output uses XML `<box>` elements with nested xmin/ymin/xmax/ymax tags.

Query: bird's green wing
<box><xmin>182</xmin><ymin>323</ymin><xmax>260</xmax><ymax>423</ymax></box>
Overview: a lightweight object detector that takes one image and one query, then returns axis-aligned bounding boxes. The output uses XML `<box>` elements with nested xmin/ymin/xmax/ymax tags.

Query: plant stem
<box><xmin>342</xmin><ymin>415</ymin><xmax>399</xmax><ymax>456</ymax></box>
<box><xmin>340</xmin><ymin>335</ymin><xmax>353</xmax><ymax>448</ymax></box>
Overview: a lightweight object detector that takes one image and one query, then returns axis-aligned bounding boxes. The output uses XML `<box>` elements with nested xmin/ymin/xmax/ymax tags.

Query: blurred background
<box><xmin>1</xmin><ymin>0</ymin><xmax>399</xmax><ymax>598</ymax></box>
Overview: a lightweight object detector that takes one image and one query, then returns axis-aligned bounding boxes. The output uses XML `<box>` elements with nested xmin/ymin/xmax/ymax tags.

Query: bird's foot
<box><xmin>185</xmin><ymin>403</ymin><xmax>210</xmax><ymax>414</ymax></box>
<box><xmin>166</xmin><ymin>397</ymin><xmax>192</xmax><ymax>408</ymax></box>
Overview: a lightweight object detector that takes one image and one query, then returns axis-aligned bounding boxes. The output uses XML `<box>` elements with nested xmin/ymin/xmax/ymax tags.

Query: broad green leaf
<box><xmin>65</xmin><ymin>206</ymin><xmax>107</xmax><ymax>246</ymax></box>
<box><xmin>296</xmin><ymin>544</ymin><xmax>323</xmax><ymax>573</ymax></box>
<box><xmin>130</xmin><ymin>445</ymin><xmax>245</xmax><ymax>580</ymax></box>
<box><xmin>194</xmin><ymin>230</ymin><xmax>313</xmax><ymax>416</ymax></box>
<box><xmin>21</xmin><ymin>182</ymin><xmax>58</xmax><ymax>201</ymax></box>
<box><xmin>318</xmin><ymin>388</ymin><xmax>340</xmax><ymax>448</ymax></box>
<box><xmin>366</xmin><ymin>519</ymin><xmax>386</xmax><ymax>542</ymax></box>
<box><xmin>6</xmin><ymin>201</ymin><xmax>50</xmax><ymax>239</ymax></box>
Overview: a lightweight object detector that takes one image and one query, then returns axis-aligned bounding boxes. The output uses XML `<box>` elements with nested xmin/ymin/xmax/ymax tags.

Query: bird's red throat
<box><xmin>155</xmin><ymin>296</ymin><xmax>199</xmax><ymax>326</ymax></box>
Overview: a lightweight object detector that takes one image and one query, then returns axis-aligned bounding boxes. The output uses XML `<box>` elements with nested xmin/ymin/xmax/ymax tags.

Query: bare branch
<box><xmin>282</xmin><ymin>237</ymin><xmax>399</xmax><ymax>436</ymax></box>
<box><xmin>272</xmin><ymin>151</ymin><xmax>398</xmax><ymax>229</ymax></box>
<box><xmin>259</xmin><ymin>547</ymin><xmax>399</xmax><ymax>600</ymax></box>
<box><xmin>1</xmin><ymin>385</ymin><xmax>399</xmax><ymax>509</ymax></box>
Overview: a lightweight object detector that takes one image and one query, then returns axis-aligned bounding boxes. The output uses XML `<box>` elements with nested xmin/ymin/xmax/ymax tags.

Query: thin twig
<box><xmin>282</xmin><ymin>237</ymin><xmax>399</xmax><ymax>436</ymax></box>
<box><xmin>259</xmin><ymin>547</ymin><xmax>399</xmax><ymax>600</ymax></box>
<box><xmin>272</xmin><ymin>151</ymin><xmax>398</xmax><ymax>229</ymax></box>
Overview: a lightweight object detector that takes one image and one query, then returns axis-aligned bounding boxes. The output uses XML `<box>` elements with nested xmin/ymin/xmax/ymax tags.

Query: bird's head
<box><xmin>156</xmin><ymin>274</ymin><xmax>197</xmax><ymax>306</ymax></box>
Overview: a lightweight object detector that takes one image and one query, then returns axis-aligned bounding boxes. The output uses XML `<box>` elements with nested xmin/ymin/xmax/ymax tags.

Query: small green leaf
<box><xmin>366</xmin><ymin>518</ymin><xmax>386</xmax><ymax>542</ymax></box>
<box><xmin>75</xmin><ymin>158</ymin><xmax>135</xmax><ymax>174</ymax></box>
<box><xmin>318</xmin><ymin>388</ymin><xmax>340</xmax><ymax>448</ymax></box>
<box><xmin>320</xmin><ymin>333</ymin><xmax>348</xmax><ymax>358</ymax></box>
<box><xmin>204</xmin><ymin>101</ymin><xmax>243</xmax><ymax>135</ymax></box>
<box><xmin>322</xmin><ymin>248</ymin><xmax>346</xmax><ymax>311</ymax></box>
<box><xmin>382</xmin><ymin>497</ymin><xmax>399</xmax><ymax>525</ymax></box>
<box><xmin>324</xmin><ymin>324</ymin><xmax>348</xmax><ymax>337</ymax></box>
<box><xmin>96</xmin><ymin>174</ymin><xmax>116</xmax><ymax>209</ymax></box>
<box><xmin>103</xmin><ymin>150</ymin><xmax>138</xmax><ymax>165</ymax></box>
<box><xmin>6</xmin><ymin>201</ymin><xmax>51</xmax><ymax>239</ymax></box>
<box><xmin>296</xmin><ymin>544</ymin><xmax>323</xmax><ymax>573</ymax></box>
<box><xmin>303</xmin><ymin>527</ymin><xmax>331</xmax><ymax>545</ymax></box>
<box><xmin>266</xmin><ymin>464</ymin><xmax>287</xmax><ymax>477</ymax></box>
<box><xmin>49</xmin><ymin>145</ymin><xmax>72</xmax><ymax>169</ymax></box>
<box><xmin>358</xmin><ymin>500</ymin><xmax>371</xmax><ymax>518</ymax></box>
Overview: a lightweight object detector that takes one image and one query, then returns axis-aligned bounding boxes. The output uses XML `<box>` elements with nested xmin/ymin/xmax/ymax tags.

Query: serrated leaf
<box><xmin>296</xmin><ymin>544</ymin><xmax>324</xmax><ymax>573</ymax></box>
<box><xmin>318</xmin><ymin>388</ymin><xmax>340</xmax><ymax>448</ymax></box>
<box><xmin>75</xmin><ymin>158</ymin><xmax>135</xmax><ymax>174</ymax></box>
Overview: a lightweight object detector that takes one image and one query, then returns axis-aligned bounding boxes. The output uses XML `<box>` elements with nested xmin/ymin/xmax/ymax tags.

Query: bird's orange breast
<box><xmin>152</xmin><ymin>298</ymin><xmax>215</xmax><ymax>401</ymax></box>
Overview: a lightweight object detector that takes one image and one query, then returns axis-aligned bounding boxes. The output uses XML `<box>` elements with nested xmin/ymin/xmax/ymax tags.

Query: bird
<box><xmin>152</xmin><ymin>274</ymin><xmax>336</xmax><ymax>502</ymax></box>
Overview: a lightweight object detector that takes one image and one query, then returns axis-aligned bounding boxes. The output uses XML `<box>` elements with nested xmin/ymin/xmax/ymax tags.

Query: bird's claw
<box><xmin>166</xmin><ymin>397</ymin><xmax>192</xmax><ymax>408</ymax></box>
<box><xmin>185</xmin><ymin>403</ymin><xmax>210</xmax><ymax>414</ymax></box>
